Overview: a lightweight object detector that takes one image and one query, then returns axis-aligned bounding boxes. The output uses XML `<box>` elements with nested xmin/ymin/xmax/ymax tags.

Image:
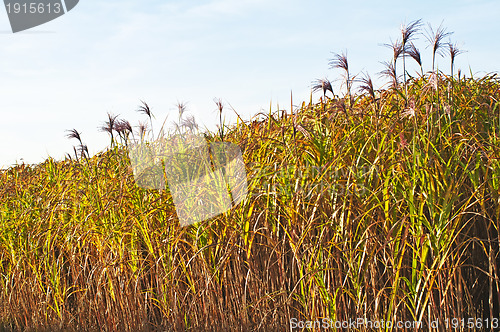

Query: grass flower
<box><xmin>214</xmin><ymin>98</ymin><xmax>225</xmax><ymax>141</ymax></box>
<box><xmin>401</xmin><ymin>98</ymin><xmax>416</xmax><ymax>118</ymax></box>
<box><xmin>329</xmin><ymin>51</ymin><xmax>352</xmax><ymax>105</ymax></box>
<box><xmin>358</xmin><ymin>73</ymin><xmax>376</xmax><ymax>102</ymax></box>
<box><xmin>137</xmin><ymin>100</ymin><xmax>154</xmax><ymax>136</ymax></box>
<box><xmin>181</xmin><ymin>114</ymin><xmax>199</xmax><ymax>133</ymax></box>
<box><xmin>137</xmin><ymin>100</ymin><xmax>153</xmax><ymax>119</ymax></box>
<box><xmin>448</xmin><ymin>42</ymin><xmax>465</xmax><ymax>78</ymax></box>
<box><xmin>66</xmin><ymin>128</ymin><xmax>89</xmax><ymax>159</ymax></box>
<box><xmin>115</xmin><ymin>119</ymin><xmax>133</xmax><ymax>145</ymax></box>
<box><xmin>406</xmin><ymin>43</ymin><xmax>423</xmax><ymax>76</ymax></box>
<box><xmin>425</xmin><ymin>22</ymin><xmax>453</xmax><ymax>73</ymax></box>
<box><xmin>176</xmin><ymin>101</ymin><xmax>188</xmax><ymax>121</ymax></box>
<box><xmin>383</xmin><ymin>39</ymin><xmax>403</xmax><ymax>84</ymax></box>
<box><xmin>400</xmin><ymin>19</ymin><xmax>422</xmax><ymax>93</ymax></box>
<box><xmin>401</xmin><ymin>19</ymin><xmax>422</xmax><ymax>47</ymax></box>
<box><xmin>312</xmin><ymin>78</ymin><xmax>334</xmax><ymax>99</ymax></box>
<box><xmin>99</xmin><ymin>112</ymin><xmax>119</xmax><ymax>147</ymax></box>
<box><xmin>136</xmin><ymin>121</ymin><xmax>149</xmax><ymax>141</ymax></box>
<box><xmin>65</xmin><ymin>128</ymin><xmax>82</xmax><ymax>144</ymax></box>
<box><xmin>379</xmin><ymin>61</ymin><xmax>398</xmax><ymax>88</ymax></box>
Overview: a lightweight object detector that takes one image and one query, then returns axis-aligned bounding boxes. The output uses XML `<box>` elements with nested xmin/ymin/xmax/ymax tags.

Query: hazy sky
<box><xmin>0</xmin><ymin>0</ymin><xmax>498</xmax><ymax>168</ymax></box>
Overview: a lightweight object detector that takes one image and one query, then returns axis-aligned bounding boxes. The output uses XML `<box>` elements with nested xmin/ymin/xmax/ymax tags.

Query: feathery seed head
<box><xmin>406</xmin><ymin>43</ymin><xmax>422</xmax><ymax>67</ymax></box>
<box><xmin>137</xmin><ymin>100</ymin><xmax>153</xmax><ymax>119</ymax></box>
<box><xmin>312</xmin><ymin>78</ymin><xmax>334</xmax><ymax>97</ymax></box>
<box><xmin>99</xmin><ymin>112</ymin><xmax>119</xmax><ymax>134</ymax></box>
<box><xmin>401</xmin><ymin>19</ymin><xmax>422</xmax><ymax>45</ymax></box>
<box><xmin>65</xmin><ymin>128</ymin><xmax>82</xmax><ymax>143</ymax></box>
<box><xmin>425</xmin><ymin>22</ymin><xmax>453</xmax><ymax>59</ymax></box>
<box><xmin>383</xmin><ymin>39</ymin><xmax>404</xmax><ymax>63</ymax></box>
<box><xmin>329</xmin><ymin>51</ymin><xmax>349</xmax><ymax>72</ymax></box>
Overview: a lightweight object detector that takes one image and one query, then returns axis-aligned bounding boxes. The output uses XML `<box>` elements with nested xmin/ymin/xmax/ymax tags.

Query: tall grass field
<box><xmin>1</xmin><ymin>20</ymin><xmax>500</xmax><ymax>331</ymax></box>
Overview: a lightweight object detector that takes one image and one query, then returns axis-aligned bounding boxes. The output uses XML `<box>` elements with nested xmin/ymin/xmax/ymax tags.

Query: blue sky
<box><xmin>0</xmin><ymin>0</ymin><xmax>498</xmax><ymax>168</ymax></box>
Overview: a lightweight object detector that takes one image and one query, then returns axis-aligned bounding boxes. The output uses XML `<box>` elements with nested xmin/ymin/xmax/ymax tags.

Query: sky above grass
<box><xmin>0</xmin><ymin>0</ymin><xmax>498</xmax><ymax>167</ymax></box>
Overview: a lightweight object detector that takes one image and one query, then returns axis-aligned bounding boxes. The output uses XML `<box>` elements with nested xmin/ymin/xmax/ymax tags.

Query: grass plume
<box><xmin>312</xmin><ymin>78</ymin><xmax>334</xmax><ymax>100</ymax></box>
<box><xmin>329</xmin><ymin>51</ymin><xmax>353</xmax><ymax>107</ymax></box>
<box><xmin>425</xmin><ymin>22</ymin><xmax>453</xmax><ymax>73</ymax></box>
